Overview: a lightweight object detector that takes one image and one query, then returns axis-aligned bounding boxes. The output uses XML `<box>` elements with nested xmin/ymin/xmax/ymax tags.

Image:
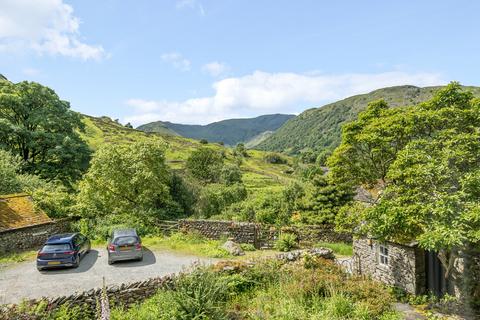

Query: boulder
<box><xmin>275</xmin><ymin>247</ymin><xmax>334</xmax><ymax>261</ymax></box>
<box><xmin>221</xmin><ymin>240</ymin><xmax>245</xmax><ymax>256</ymax></box>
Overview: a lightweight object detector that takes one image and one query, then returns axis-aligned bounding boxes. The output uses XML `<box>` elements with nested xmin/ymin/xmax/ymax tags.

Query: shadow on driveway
<box><xmin>111</xmin><ymin>247</ymin><xmax>156</xmax><ymax>268</ymax></box>
<box><xmin>40</xmin><ymin>250</ymin><xmax>99</xmax><ymax>275</ymax></box>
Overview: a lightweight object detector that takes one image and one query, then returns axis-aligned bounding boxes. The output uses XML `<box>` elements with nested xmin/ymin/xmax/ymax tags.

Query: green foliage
<box><xmin>275</xmin><ymin>232</ymin><xmax>298</xmax><ymax>252</ymax></box>
<box><xmin>138</xmin><ymin>114</ymin><xmax>294</xmax><ymax>146</ymax></box>
<box><xmin>199</xmin><ymin>138</ymin><xmax>208</xmax><ymax>144</ymax></box>
<box><xmin>112</xmin><ymin>256</ymin><xmax>396</xmax><ymax>320</ymax></box>
<box><xmin>3</xmin><ymin>300</ymin><xmax>91</xmax><ymax>320</ymax></box>
<box><xmin>330</xmin><ymin>83</ymin><xmax>480</xmax><ymax>277</ymax></box>
<box><xmin>257</xmin><ymin>84</ymin><xmax>480</xmax><ymax>155</ymax></box>
<box><xmin>77</xmin><ymin>140</ymin><xmax>184</xmax><ymax>226</ymax></box>
<box><xmin>297</xmin><ymin>173</ymin><xmax>354</xmax><ymax>225</ymax></box>
<box><xmin>264</xmin><ymin>152</ymin><xmax>288</xmax><ymax>164</ymax></box>
<box><xmin>0</xmin><ymin>81</ymin><xmax>90</xmax><ymax>184</ymax></box>
<box><xmin>239</xmin><ymin>243</ymin><xmax>256</xmax><ymax>251</ymax></box>
<box><xmin>219</xmin><ymin>164</ymin><xmax>242</xmax><ymax>185</ymax></box>
<box><xmin>233</xmin><ymin>143</ymin><xmax>248</xmax><ymax>157</ymax></box>
<box><xmin>196</xmin><ymin>183</ymin><xmax>247</xmax><ymax>218</ymax></box>
<box><xmin>0</xmin><ymin>149</ymin><xmax>23</xmax><ymax>194</ymax></box>
<box><xmin>186</xmin><ymin>147</ymin><xmax>224</xmax><ymax>183</ymax></box>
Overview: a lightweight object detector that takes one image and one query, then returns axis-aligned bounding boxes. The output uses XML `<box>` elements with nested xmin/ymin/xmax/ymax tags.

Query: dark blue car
<box><xmin>36</xmin><ymin>233</ymin><xmax>91</xmax><ymax>271</ymax></box>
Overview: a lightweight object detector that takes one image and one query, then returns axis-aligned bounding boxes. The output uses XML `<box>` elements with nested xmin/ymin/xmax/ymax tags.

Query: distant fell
<box><xmin>137</xmin><ymin>114</ymin><xmax>295</xmax><ymax>146</ymax></box>
<box><xmin>256</xmin><ymin>85</ymin><xmax>480</xmax><ymax>154</ymax></box>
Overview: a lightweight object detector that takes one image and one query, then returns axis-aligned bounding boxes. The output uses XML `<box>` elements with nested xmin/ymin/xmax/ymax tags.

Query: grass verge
<box><xmin>315</xmin><ymin>242</ymin><xmax>353</xmax><ymax>257</ymax></box>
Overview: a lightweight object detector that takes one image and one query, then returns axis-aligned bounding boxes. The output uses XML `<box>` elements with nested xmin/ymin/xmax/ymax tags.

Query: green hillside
<box><xmin>137</xmin><ymin>114</ymin><xmax>294</xmax><ymax>146</ymax></box>
<box><xmin>256</xmin><ymin>85</ymin><xmax>480</xmax><ymax>154</ymax></box>
<box><xmin>80</xmin><ymin>115</ymin><xmax>295</xmax><ymax>194</ymax></box>
<box><xmin>244</xmin><ymin>130</ymin><xmax>274</xmax><ymax>148</ymax></box>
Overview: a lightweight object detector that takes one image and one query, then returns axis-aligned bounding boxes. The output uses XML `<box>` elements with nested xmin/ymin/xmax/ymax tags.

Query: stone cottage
<box><xmin>353</xmin><ymin>238</ymin><xmax>480</xmax><ymax>313</ymax></box>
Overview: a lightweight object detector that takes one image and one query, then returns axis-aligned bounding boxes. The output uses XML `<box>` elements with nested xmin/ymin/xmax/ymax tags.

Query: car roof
<box><xmin>46</xmin><ymin>233</ymin><xmax>78</xmax><ymax>244</ymax></box>
<box><xmin>112</xmin><ymin>228</ymin><xmax>138</xmax><ymax>237</ymax></box>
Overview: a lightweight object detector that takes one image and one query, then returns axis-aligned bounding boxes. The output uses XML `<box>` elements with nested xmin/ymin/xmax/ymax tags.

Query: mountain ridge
<box><xmin>137</xmin><ymin>114</ymin><xmax>295</xmax><ymax>146</ymax></box>
<box><xmin>256</xmin><ymin>85</ymin><xmax>480</xmax><ymax>154</ymax></box>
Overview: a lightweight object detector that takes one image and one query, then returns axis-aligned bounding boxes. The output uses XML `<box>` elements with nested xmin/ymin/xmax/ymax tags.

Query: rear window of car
<box><xmin>114</xmin><ymin>236</ymin><xmax>138</xmax><ymax>246</ymax></box>
<box><xmin>41</xmin><ymin>244</ymin><xmax>71</xmax><ymax>252</ymax></box>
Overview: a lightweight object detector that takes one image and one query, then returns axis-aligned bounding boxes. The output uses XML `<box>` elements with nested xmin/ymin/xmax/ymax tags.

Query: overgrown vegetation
<box><xmin>329</xmin><ymin>83</ymin><xmax>480</xmax><ymax>289</ymax></box>
<box><xmin>110</xmin><ymin>257</ymin><xmax>399</xmax><ymax>320</ymax></box>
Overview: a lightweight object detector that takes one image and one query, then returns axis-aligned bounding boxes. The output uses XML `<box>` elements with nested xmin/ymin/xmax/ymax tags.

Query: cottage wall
<box><xmin>353</xmin><ymin>238</ymin><xmax>426</xmax><ymax>295</ymax></box>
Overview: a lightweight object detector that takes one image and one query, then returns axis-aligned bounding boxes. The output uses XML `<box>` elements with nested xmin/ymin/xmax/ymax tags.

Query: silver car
<box><xmin>107</xmin><ymin>229</ymin><xmax>143</xmax><ymax>265</ymax></box>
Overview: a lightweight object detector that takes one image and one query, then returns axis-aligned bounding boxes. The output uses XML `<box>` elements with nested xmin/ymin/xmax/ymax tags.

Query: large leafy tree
<box><xmin>77</xmin><ymin>140</ymin><xmax>183</xmax><ymax>221</ymax></box>
<box><xmin>329</xmin><ymin>83</ymin><xmax>480</xmax><ymax>279</ymax></box>
<box><xmin>186</xmin><ymin>147</ymin><xmax>224</xmax><ymax>183</ymax></box>
<box><xmin>0</xmin><ymin>81</ymin><xmax>90</xmax><ymax>184</ymax></box>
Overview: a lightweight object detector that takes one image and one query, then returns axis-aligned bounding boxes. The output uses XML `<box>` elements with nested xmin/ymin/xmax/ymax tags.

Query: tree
<box><xmin>299</xmin><ymin>173</ymin><xmax>353</xmax><ymax>225</ymax></box>
<box><xmin>0</xmin><ymin>149</ymin><xmax>23</xmax><ymax>194</ymax></box>
<box><xmin>234</xmin><ymin>143</ymin><xmax>248</xmax><ymax>157</ymax></box>
<box><xmin>330</xmin><ymin>83</ymin><xmax>480</xmax><ymax>282</ymax></box>
<box><xmin>0</xmin><ymin>81</ymin><xmax>90</xmax><ymax>184</ymax></box>
<box><xmin>186</xmin><ymin>148</ymin><xmax>224</xmax><ymax>183</ymax></box>
<box><xmin>219</xmin><ymin>164</ymin><xmax>242</xmax><ymax>185</ymax></box>
<box><xmin>125</xmin><ymin>122</ymin><xmax>133</xmax><ymax>129</ymax></box>
<box><xmin>77</xmin><ymin>140</ymin><xmax>182</xmax><ymax>221</ymax></box>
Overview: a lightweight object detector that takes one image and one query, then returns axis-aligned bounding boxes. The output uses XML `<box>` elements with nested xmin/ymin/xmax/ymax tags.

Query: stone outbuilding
<box><xmin>353</xmin><ymin>238</ymin><xmax>480</xmax><ymax>314</ymax></box>
<box><xmin>0</xmin><ymin>193</ymin><xmax>69</xmax><ymax>253</ymax></box>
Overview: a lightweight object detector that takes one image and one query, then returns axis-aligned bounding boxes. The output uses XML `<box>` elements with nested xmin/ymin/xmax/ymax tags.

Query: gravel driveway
<box><xmin>0</xmin><ymin>247</ymin><xmax>215</xmax><ymax>304</ymax></box>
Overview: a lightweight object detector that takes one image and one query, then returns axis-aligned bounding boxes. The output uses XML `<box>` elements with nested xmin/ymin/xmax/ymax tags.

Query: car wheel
<box><xmin>137</xmin><ymin>256</ymin><xmax>143</xmax><ymax>262</ymax></box>
<box><xmin>37</xmin><ymin>267</ymin><xmax>43</xmax><ymax>272</ymax></box>
<box><xmin>73</xmin><ymin>256</ymin><xmax>80</xmax><ymax>268</ymax></box>
<box><xmin>108</xmin><ymin>259</ymin><xmax>114</xmax><ymax>265</ymax></box>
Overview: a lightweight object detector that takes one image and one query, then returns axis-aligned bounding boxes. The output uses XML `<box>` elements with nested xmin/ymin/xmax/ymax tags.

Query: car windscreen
<box><xmin>114</xmin><ymin>236</ymin><xmax>138</xmax><ymax>246</ymax></box>
<box><xmin>41</xmin><ymin>243</ymin><xmax>72</xmax><ymax>252</ymax></box>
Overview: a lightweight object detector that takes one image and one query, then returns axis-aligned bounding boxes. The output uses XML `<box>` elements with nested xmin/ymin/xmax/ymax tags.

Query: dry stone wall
<box><xmin>179</xmin><ymin>219</ymin><xmax>352</xmax><ymax>249</ymax></box>
<box><xmin>0</xmin><ymin>219</ymin><xmax>72</xmax><ymax>254</ymax></box>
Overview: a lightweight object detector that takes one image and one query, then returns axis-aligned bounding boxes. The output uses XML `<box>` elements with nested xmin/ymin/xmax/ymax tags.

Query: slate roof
<box><xmin>0</xmin><ymin>193</ymin><xmax>52</xmax><ymax>232</ymax></box>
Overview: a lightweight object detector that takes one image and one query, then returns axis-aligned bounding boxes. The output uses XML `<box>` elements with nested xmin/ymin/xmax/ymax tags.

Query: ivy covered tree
<box><xmin>329</xmin><ymin>82</ymin><xmax>480</xmax><ymax>281</ymax></box>
<box><xmin>0</xmin><ymin>81</ymin><xmax>90</xmax><ymax>185</ymax></box>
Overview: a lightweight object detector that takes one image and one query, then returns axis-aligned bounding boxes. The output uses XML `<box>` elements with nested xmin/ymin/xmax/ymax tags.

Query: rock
<box><xmin>275</xmin><ymin>248</ymin><xmax>334</xmax><ymax>262</ymax></box>
<box><xmin>221</xmin><ymin>240</ymin><xmax>245</xmax><ymax>256</ymax></box>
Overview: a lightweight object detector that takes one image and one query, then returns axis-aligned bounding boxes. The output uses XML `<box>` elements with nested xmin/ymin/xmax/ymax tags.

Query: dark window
<box><xmin>41</xmin><ymin>244</ymin><xmax>71</xmax><ymax>252</ymax></box>
<box><xmin>379</xmin><ymin>245</ymin><xmax>389</xmax><ymax>265</ymax></box>
<box><xmin>114</xmin><ymin>236</ymin><xmax>138</xmax><ymax>246</ymax></box>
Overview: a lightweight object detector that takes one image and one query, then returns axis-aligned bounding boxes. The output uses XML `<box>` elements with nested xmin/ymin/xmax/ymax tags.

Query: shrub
<box><xmin>219</xmin><ymin>164</ymin><xmax>242</xmax><ymax>185</ymax></box>
<box><xmin>172</xmin><ymin>268</ymin><xmax>229</xmax><ymax>320</ymax></box>
<box><xmin>275</xmin><ymin>232</ymin><xmax>298</xmax><ymax>252</ymax></box>
<box><xmin>199</xmin><ymin>139</ymin><xmax>208</xmax><ymax>144</ymax></box>
<box><xmin>240</xmin><ymin>243</ymin><xmax>256</xmax><ymax>251</ymax></box>
<box><xmin>264</xmin><ymin>152</ymin><xmax>288</xmax><ymax>164</ymax></box>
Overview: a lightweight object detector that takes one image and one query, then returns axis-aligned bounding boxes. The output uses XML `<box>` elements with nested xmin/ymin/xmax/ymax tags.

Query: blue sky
<box><xmin>0</xmin><ymin>0</ymin><xmax>479</xmax><ymax>126</ymax></box>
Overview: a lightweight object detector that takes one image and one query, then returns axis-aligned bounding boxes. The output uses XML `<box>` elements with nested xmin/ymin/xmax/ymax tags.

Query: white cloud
<box><xmin>0</xmin><ymin>0</ymin><xmax>106</xmax><ymax>60</ymax></box>
<box><xmin>176</xmin><ymin>0</ymin><xmax>205</xmax><ymax>16</ymax></box>
<box><xmin>202</xmin><ymin>61</ymin><xmax>230</xmax><ymax>77</ymax></box>
<box><xmin>161</xmin><ymin>52</ymin><xmax>191</xmax><ymax>71</ymax></box>
<box><xmin>124</xmin><ymin>70</ymin><xmax>445</xmax><ymax>126</ymax></box>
